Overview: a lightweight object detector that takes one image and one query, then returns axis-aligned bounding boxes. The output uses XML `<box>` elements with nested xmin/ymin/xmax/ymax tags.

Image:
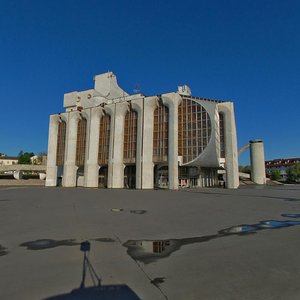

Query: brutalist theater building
<box><xmin>46</xmin><ymin>72</ymin><xmax>239</xmax><ymax>190</ymax></box>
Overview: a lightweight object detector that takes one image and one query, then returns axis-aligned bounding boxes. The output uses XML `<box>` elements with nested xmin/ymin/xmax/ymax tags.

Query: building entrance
<box><xmin>124</xmin><ymin>165</ymin><xmax>136</xmax><ymax>189</ymax></box>
<box><xmin>99</xmin><ymin>167</ymin><xmax>108</xmax><ymax>188</ymax></box>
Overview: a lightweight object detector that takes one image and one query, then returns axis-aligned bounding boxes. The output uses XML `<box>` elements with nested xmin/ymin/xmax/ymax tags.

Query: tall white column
<box><xmin>84</xmin><ymin>107</ymin><xmax>103</xmax><ymax>187</ymax></box>
<box><xmin>63</xmin><ymin>111</ymin><xmax>81</xmax><ymax>187</ymax></box>
<box><xmin>105</xmin><ymin>103</ymin><xmax>129</xmax><ymax>188</ymax></box>
<box><xmin>141</xmin><ymin>96</ymin><xmax>158</xmax><ymax>189</ymax></box>
<box><xmin>250</xmin><ymin>139</ymin><xmax>266</xmax><ymax>184</ymax></box>
<box><xmin>104</xmin><ymin>104</ymin><xmax>115</xmax><ymax>188</ymax></box>
<box><xmin>218</xmin><ymin>102</ymin><xmax>239</xmax><ymax>189</ymax></box>
<box><xmin>45</xmin><ymin>115</ymin><xmax>59</xmax><ymax>187</ymax></box>
<box><xmin>162</xmin><ymin>93</ymin><xmax>182</xmax><ymax>190</ymax></box>
<box><xmin>131</xmin><ymin>98</ymin><xmax>144</xmax><ymax>189</ymax></box>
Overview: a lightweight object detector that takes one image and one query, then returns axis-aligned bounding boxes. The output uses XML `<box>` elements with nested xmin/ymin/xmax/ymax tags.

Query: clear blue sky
<box><xmin>1</xmin><ymin>0</ymin><xmax>299</xmax><ymax>165</ymax></box>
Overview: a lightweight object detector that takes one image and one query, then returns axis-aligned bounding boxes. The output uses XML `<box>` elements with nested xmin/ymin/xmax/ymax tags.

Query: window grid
<box><xmin>153</xmin><ymin>100</ymin><xmax>168</xmax><ymax>162</ymax></box>
<box><xmin>219</xmin><ymin>113</ymin><xmax>225</xmax><ymax>158</ymax></box>
<box><xmin>123</xmin><ymin>110</ymin><xmax>137</xmax><ymax>164</ymax></box>
<box><xmin>56</xmin><ymin>121</ymin><xmax>66</xmax><ymax>166</ymax></box>
<box><xmin>178</xmin><ymin>98</ymin><xmax>211</xmax><ymax>164</ymax></box>
<box><xmin>76</xmin><ymin>118</ymin><xmax>87</xmax><ymax>166</ymax></box>
<box><xmin>98</xmin><ymin>115</ymin><xmax>110</xmax><ymax>165</ymax></box>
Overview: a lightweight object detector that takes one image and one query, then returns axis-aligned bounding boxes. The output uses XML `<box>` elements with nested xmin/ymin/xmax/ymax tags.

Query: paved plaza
<box><xmin>0</xmin><ymin>185</ymin><xmax>300</xmax><ymax>299</ymax></box>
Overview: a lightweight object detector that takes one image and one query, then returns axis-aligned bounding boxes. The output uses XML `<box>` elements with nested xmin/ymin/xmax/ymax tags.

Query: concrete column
<box><xmin>104</xmin><ymin>104</ymin><xmax>115</xmax><ymax>188</ymax></box>
<box><xmin>105</xmin><ymin>102</ymin><xmax>129</xmax><ymax>188</ymax></box>
<box><xmin>250</xmin><ymin>139</ymin><xmax>266</xmax><ymax>184</ymax></box>
<box><xmin>13</xmin><ymin>171</ymin><xmax>23</xmax><ymax>180</ymax></box>
<box><xmin>131</xmin><ymin>98</ymin><xmax>144</xmax><ymax>189</ymax></box>
<box><xmin>162</xmin><ymin>93</ymin><xmax>182</xmax><ymax>190</ymax></box>
<box><xmin>141</xmin><ymin>96</ymin><xmax>158</xmax><ymax>189</ymax></box>
<box><xmin>218</xmin><ymin>102</ymin><xmax>239</xmax><ymax>189</ymax></box>
<box><xmin>84</xmin><ymin>107</ymin><xmax>104</xmax><ymax>187</ymax></box>
<box><xmin>62</xmin><ymin>111</ymin><xmax>81</xmax><ymax>187</ymax></box>
<box><xmin>45</xmin><ymin>115</ymin><xmax>59</xmax><ymax>187</ymax></box>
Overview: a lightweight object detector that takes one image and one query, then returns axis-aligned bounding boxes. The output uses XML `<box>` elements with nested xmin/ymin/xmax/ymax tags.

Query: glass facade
<box><xmin>153</xmin><ymin>100</ymin><xmax>168</xmax><ymax>163</ymax></box>
<box><xmin>76</xmin><ymin>118</ymin><xmax>87</xmax><ymax>166</ymax></box>
<box><xmin>98</xmin><ymin>115</ymin><xmax>110</xmax><ymax>165</ymax></box>
<box><xmin>219</xmin><ymin>113</ymin><xmax>225</xmax><ymax>158</ymax></box>
<box><xmin>123</xmin><ymin>110</ymin><xmax>137</xmax><ymax>164</ymax></box>
<box><xmin>178</xmin><ymin>98</ymin><xmax>211</xmax><ymax>164</ymax></box>
<box><xmin>56</xmin><ymin>120</ymin><xmax>66</xmax><ymax>166</ymax></box>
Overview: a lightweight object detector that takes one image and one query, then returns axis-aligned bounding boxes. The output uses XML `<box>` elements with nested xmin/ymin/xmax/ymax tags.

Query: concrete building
<box><xmin>46</xmin><ymin>72</ymin><xmax>239</xmax><ymax>190</ymax></box>
<box><xmin>0</xmin><ymin>156</ymin><xmax>18</xmax><ymax>166</ymax></box>
<box><xmin>266</xmin><ymin>158</ymin><xmax>300</xmax><ymax>182</ymax></box>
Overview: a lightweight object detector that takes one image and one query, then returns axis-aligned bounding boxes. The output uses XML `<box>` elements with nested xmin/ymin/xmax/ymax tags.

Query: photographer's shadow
<box><xmin>44</xmin><ymin>241</ymin><xmax>140</xmax><ymax>300</ymax></box>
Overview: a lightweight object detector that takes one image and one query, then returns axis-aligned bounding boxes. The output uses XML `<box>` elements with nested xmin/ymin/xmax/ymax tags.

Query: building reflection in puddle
<box><xmin>124</xmin><ymin>216</ymin><xmax>300</xmax><ymax>264</ymax></box>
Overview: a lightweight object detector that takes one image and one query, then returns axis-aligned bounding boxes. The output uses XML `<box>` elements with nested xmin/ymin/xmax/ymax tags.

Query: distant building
<box><xmin>46</xmin><ymin>72</ymin><xmax>239</xmax><ymax>190</ymax></box>
<box><xmin>265</xmin><ymin>158</ymin><xmax>300</xmax><ymax>181</ymax></box>
<box><xmin>0</xmin><ymin>156</ymin><xmax>18</xmax><ymax>166</ymax></box>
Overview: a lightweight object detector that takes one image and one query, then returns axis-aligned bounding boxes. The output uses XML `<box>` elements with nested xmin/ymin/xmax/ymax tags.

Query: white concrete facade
<box><xmin>46</xmin><ymin>72</ymin><xmax>239</xmax><ymax>190</ymax></box>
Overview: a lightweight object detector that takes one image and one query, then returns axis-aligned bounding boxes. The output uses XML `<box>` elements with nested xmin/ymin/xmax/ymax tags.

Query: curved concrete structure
<box><xmin>46</xmin><ymin>72</ymin><xmax>240</xmax><ymax>190</ymax></box>
<box><xmin>250</xmin><ymin>139</ymin><xmax>266</xmax><ymax>184</ymax></box>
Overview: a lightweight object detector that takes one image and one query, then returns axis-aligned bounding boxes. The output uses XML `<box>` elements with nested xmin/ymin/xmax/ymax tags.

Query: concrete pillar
<box><xmin>63</xmin><ymin>111</ymin><xmax>81</xmax><ymax>187</ymax></box>
<box><xmin>250</xmin><ymin>139</ymin><xmax>266</xmax><ymax>184</ymax></box>
<box><xmin>84</xmin><ymin>107</ymin><xmax>103</xmax><ymax>187</ymax></box>
<box><xmin>218</xmin><ymin>102</ymin><xmax>239</xmax><ymax>189</ymax></box>
<box><xmin>45</xmin><ymin>115</ymin><xmax>59</xmax><ymax>186</ymax></box>
<box><xmin>105</xmin><ymin>102</ymin><xmax>129</xmax><ymax>188</ymax></box>
<box><xmin>131</xmin><ymin>98</ymin><xmax>144</xmax><ymax>189</ymax></box>
<box><xmin>13</xmin><ymin>171</ymin><xmax>23</xmax><ymax>180</ymax></box>
<box><xmin>141</xmin><ymin>97</ymin><xmax>158</xmax><ymax>189</ymax></box>
<box><xmin>104</xmin><ymin>104</ymin><xmax>115</xmax><ymax>188</ymax></box>
<box><xmin>162</xmin><ymin>93</ymin><xmax>182</xmax><ymax>190</ymax></box>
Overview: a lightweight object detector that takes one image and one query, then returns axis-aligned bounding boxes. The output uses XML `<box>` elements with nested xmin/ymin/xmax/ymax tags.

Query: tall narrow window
<box><xmin>76</xmin><ymin>118</ymin><xmax>87</xmax><ymax>166</ymax></box>
<box><xmin>123</xmin><ymin>110</ymin><xmax>137</xmax><ymax>164</ymax></box>
<box><xmin>98</xmin><ymin>115</ymin><xmax>111</xmax><ymax>165</ymax></box>
<box><xmin>178</xmin><ymin>98</ymin><xmax>211</xmax><ymax>164</ymax></box>
<box><xmin>153</xmin><ymin>99</ymin><xmax>168</xmax><ymax>163</ymax></box>
<box><xmin>56</xmin><ymin>120</ymin><xmax>66</xmax><ymax>166</ymax></box>
<box><xmin>219</xmin><ymin>113</ymin><xmax>225</xmax><ymax>158</ymax></box>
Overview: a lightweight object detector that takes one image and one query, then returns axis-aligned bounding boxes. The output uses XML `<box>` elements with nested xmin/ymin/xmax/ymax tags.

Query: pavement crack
<box><xmin>114</xmin><ymin>234</ymin><xmax>168</xmax><ymax>300</ymax></box>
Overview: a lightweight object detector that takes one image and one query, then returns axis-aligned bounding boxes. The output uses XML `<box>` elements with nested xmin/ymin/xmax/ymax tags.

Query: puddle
<box><xmin>92</xmin><ymin>238</ymin><xmax>115</xmax><ymax>243</ymax></box>
<box><xmin>0</xmin><ymin>245</ymin><xmax>8</xmax><ymax>256</ymax></box>
<box><xmin>281</xmin><ymin>213</ymin><xmax>300</xmax><ymax>218</ymax></box>
<box><xmin>151</xmin><ymin>277</ymin><xmax>165</xmax><ymax>287</ymax></box>
<box><xmin>111</xmin><ymin>208</ymin><xmax>124</xmax><ymax>212</ymax></box>
<box><xmin>20</xmin><ymin>239</ymin><xmax>79</xmax><ymax>250</ymax></box>
<box><xmin>130</xmin><ymin>210</ymin><xmax>147</xmax><ymax>215</ymax></box>
<box><xmin>124</xmin><ymin>215</ymin><xmax>300</xmax><ymax>263</ymax></box>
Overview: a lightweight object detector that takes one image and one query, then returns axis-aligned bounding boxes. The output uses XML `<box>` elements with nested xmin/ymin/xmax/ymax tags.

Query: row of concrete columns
<box><xmin>46</xmin><ymin>93</ymin><xmax>184</xmax><ymax>189</ymax></box>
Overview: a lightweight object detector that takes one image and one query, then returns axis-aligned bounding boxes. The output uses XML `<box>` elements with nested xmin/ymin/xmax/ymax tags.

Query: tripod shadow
<box><xmin>44</xmin><ymin>241</ymin><xmax>140</xmax><ymax>300</ymax></box>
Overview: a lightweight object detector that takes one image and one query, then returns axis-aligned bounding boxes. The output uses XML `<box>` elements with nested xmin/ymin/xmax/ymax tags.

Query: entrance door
<box><xmin>99</xmin><ymin>167</ymin><xmax>108</xmax><ymax>188</ymax></box>
<box><xmin>124</xmin><ymin>166</ymin><xmax>136</xmax><ymax>189</ymax></box>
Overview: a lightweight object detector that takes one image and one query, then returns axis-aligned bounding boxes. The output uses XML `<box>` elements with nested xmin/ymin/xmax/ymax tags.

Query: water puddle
<box><xmin>151</xmin><ymin>277</ymin><xmax>165</xmax><ymax>287</ymax></box>
<box><xmin>124</xmin><ymin>215</ymin><xmax>300</xmax><ymax>263</ymax></box>
<box><xmin>130</xmin><ymin>210</ymin><xmax>147</xmax><ymax>214</ymax></box>
<box><xmin>92</xmin><ymin>238</ymin><xmax>115</xmax><ymax>243</ymax></box>
<box><xmin>0</xmin><ymin>245</ymin><xmax>8</xmax><ymax>256</ymax></box>
<box><xmin>20</xmin><ymin>239</ymin><xmax>79</xmax><ymax>250</ymax></box>
<box><xmin>281</xmin><ymin>213</ymin><xmax>300</xmax><ymax>218</ymax></box>
<box><xmin>111</xmin><ymin>208</ymin><xmax>124</xmax><ymax>212</ymax></box>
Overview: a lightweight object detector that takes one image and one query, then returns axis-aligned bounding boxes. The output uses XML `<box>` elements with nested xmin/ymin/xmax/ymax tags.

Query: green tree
<box><xmin>287</xmin><ymin>163</ymin><xmax>300</xmax><ymax>182</ymax></box>
<box><xmin>239</xmin><ymin>165</ymin><xmax>251</xmax><ymax>174</ymax></box>
<box><xmin>18</xmin><ymin>151</ymin><xmax>34</xmax><ymax>164</ymax></box>
<box><xmin>270</xmin><ymin>169</ymin><xmax>281</xmax><ymax>180</ymax></box>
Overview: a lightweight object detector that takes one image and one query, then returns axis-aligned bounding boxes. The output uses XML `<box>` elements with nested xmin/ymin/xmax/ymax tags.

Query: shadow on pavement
<box><xmin>44</xmin><ymin>241</ymin><xmax>140</xmax><ymax>300</ymax></box>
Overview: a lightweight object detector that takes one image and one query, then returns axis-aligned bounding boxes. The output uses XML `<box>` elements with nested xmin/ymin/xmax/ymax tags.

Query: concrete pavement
<box><xmin>0</xmin><ymin>185</ymin><xmax>300</xmax><ymax>299</ymax></box>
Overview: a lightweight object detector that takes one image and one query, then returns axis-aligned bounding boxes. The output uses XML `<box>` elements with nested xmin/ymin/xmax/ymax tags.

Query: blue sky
<box><xmin>1</xmin><ymin>0</ymin><xmax>299</xmax><ymax>165</ymax></box>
